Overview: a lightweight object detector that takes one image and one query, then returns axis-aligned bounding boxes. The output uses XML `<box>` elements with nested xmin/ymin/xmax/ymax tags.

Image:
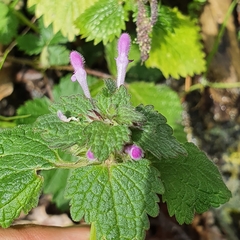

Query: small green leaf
<box><xmin>132</xmin><ymin>105</ymin><xmax>187</xmax><ymax>159</ymax></box>
<box><xmin>48</xmin><ymin>45</ymin><xmax>70</xmax><ymax>66</ymax></box>
<box><xmin>16</xmin><ymin>33</ymin><xmax>44</xmax><ymax>55</ymax></box>
<box><xmin>0</xmin><ymin>3</ymin><xmax>18</xmax><ymax>44</ymax></box>
<box><xmin>146</xmin><ymin>7</ymin><xmax>206</xmax><ymax>78</ymax></box>
<box><xmin>65</xmin><ymin>160</ymin><xmax>164</xmax><ymax>239</ymax></box>
<box><xmin>155</xmin><ymin>142</ymin><xmax>231</xmax><ymax>224</ymax></box>
<box><xmin>85</xmin><ymin>121</ymin><xmax>130</xmax><ymax>161</ymax></box>
<box><xmin>76</xmin><ymin>0</ymin><xmax>126</xmax><ymax>45</ymax></box>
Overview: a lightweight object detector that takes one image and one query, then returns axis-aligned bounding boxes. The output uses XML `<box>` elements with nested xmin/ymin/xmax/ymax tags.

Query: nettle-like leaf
<box><xmin>66</xmin><ymin>159</ymin><xmax>164</xmax><ymax>240</ymax></box>
<box><xmin>17</xmin><ymin>19</ymin><xmax>70</xmax><ymax>66</ymax></box>
<box><xmin>0</xmin><ymin>2</ymin><xmax>18</xmax><ymax>45</ymax></box>
<box><xmin>0</xmin><ymin>126</ymin><xmax>62</xmax><ymax>227</ymax></box>
<box><xmin>85</xmin><ymin>121</ymin><xmax>130</xmax><ymax>161</ymax></box>
<box><xmin>154</xmin><ymin>142</ymin><xmax>232</xmax><ymax>224</ymax></box>
<box><xmin>146</xmin><ymin>6</ymin><xmax>206</xmax><ymax>79</ymax></box>
<box><xmin>132</xmin><ymin>104</ymin><xmax>187</xmax><ymax>159</ymax></box>
<box><xmin>28</xmin><ymin>0</ymin><xmax>99</xmax><ymax>41</ymax></box>
<box><xmin>76</xmin><ymin>0</ymin><xmax>127</xmax><ymax>45</ymax></box>
<box><xmin>95</xmin><ymin>83</ymin><xmax>145</xmax><ymax>125</ymax></box>
<box><xmin>128</xmin><ymin>82</ymin><xmax>186</xmax><ymax>142</ymax></box>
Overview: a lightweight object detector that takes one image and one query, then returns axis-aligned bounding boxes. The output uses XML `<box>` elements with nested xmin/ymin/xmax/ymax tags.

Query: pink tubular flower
<box><xmin>86</xmin><ymin>149</ymin><xmax>96</xmax><ymax>161</ymax></box>
<box><xmin>70</xmin><ymin>51</ymin><xmax>91</xmax><ymax>98</ymax></box>
<box><xmin>116</xmin><ymin>33</ymin><xmax>131</xmax><ymax>88</ymax></box>
<box><xmin>125</xmin><ymin>144</ymin><xmax>143</xmax><ymax>161</ymax></box>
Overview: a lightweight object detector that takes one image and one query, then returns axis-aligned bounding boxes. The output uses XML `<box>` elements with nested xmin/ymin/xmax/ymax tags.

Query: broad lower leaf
<box><xmin>28</xmin><ymin>0</ymin><xmax>98</xmax><ymax>40</ymax></box>
<box><xmin>132</xmin><ymin>105</ymin><xmax>187</xmax><ymax>159</ymax></box>
<box><xmin>85</xmin><ymin>121</ymin><xmax>130</xmax><ymax>161</ymax></box>
<box><xmin>146</xmin><ymin>7</ymin><xmax>206</xmax><ymax>79</ymax></box>
<box><xmin>128</xmin><ymin>82</ymin><xmax>186</xmax><ymax>142</ymax></box>
<box><xmin>66</xmin><ymin>159</ymin><xmax>164</xmax><ymax>239</ymax></box>
<box><xmin>76</xmin><ymin>0</ymin><xmax>127</xmax><ymax>45</ymax></box>
<box><xmin>0</xmin><ymin>170</ymin><xmax>42</xmax><ymax>228</ymax></box>
<box><xmin>0</xmin><ymin>126</ymin><xmax>62</xmax><ymax>227</ymax></box>
<box><xmin>155</xmin><ymin>142</ymin><xmax>232</xmax><ymax>224</ymax></box>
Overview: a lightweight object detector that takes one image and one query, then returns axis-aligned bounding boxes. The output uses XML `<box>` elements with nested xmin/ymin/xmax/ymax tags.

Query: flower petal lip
<box><xmin>117</xmin><ymin>33</ymin><xmax>131</xmax><ymax>56</ymax></box>
<box><xmin>70</xmin><ymin>51</ymin><xmax>85</xmax><ymax>71</ymax></box>
<box><xmin>124</xmin><ymin>144</ymin><xmax>143</xmax><ymax>161</ymax></box>
<box><xmin>57</xmin><ymin>110</ymin><xmax>70</xmax><ymax>122</ymax></box>
<box><xmin>70</xmin><ymin>51</ymin><xmax>91</xmax><ymax>98</ymax></box>
<box><xmin>116</xmin><ymin>33</ymin><xmax>132</xmax><ymax>88</ymax></box>
<box><xmin>86</xmin><ymin>149</ymin><xmax>96</xmax><ymax>161</ymax></box>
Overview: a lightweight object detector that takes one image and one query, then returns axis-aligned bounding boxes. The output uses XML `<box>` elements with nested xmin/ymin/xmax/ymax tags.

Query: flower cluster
<box><xmin>58</xmin><ymin>33</ymin><xmax>143</xmax><ymax>161</ymax></box>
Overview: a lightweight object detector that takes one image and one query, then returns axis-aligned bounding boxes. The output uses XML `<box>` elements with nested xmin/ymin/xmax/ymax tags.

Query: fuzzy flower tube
<box><xmin>115</xmin><ymin>33</ymin><xmax>131</xmax><ymax>88</ymax></box>
<box><xmin>125</xmin><ymin>144</ymin><xmax>144</xmax><ymax>161</ymax></box>
<box><xmin>70</xmin><ymin>51</ymin><xmax>91</xmax><ymax>98</ymax></box>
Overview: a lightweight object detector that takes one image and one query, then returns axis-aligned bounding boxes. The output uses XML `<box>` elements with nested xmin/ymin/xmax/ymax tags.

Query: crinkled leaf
<box><xmin>85</xmin><ymin>121</ymin><xmax>130</xmax><ymax>161</ymax></box>
<box><xmin>50</xmin><ymin>94</ymin><xmax>94</xmax><ymax>116</ymax></box>
<box><xmin>0</xmin><ymin>170</ymin><xmax>42</xmax><ymax>228</ymax></box>
<box><xmin>128</xmin><ymin>82</ymin><xmax>186</xmax><ymax>142</ymax></box>
<box><xmin>96</xmin><ymin>83</ymin><xmax>145</xmax><ymax>125</ymax></box>
<box><xmin>146</xmin><ymin>7</ymin><xmax>206</xmax><ymax>79</ymax></box>
<box><xmin>132</xmin><ymin>105</ymin><xmax>187</xmax><ymax>159</ymax></box>
<box><xmin>34</xmin><ymin>114</ymin><xmax>85</xmax><ymax>149</ymax></box>
<box><xmin>28</xmin><ymin>0</ymin><xmax>98</xmax><ymax>40</ymax></box>
<box><xmin>76</xmin><ymin>0</ymin><xmax>127</xmax><ymax>45</ymax></box>
<box><xmin>155</xmin><ymin>142</ymin><xmax>231</xmax><ymax>224</ymax></box>
<box><xmin>66</xmin><ymin>160</ymin><xmax>164</xmax><ymax>239</ymax></box>
<box><xmin>0</xmin><ymin>126</ymin><xmax>62</xmax><ymax>227</ymax></box>
<box><xmin>0</xmin><ymin>3</ymin><xmax>18</xmax><ymax>44</ymax></box>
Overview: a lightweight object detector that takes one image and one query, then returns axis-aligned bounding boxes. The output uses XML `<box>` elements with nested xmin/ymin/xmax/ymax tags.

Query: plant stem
<box><xmin>205</xmin><ymin>0</ymin><xmax>238</xmax><ymax>72</ymax></box>
<box><xmin>13</xmin><ymin>10</ymin><xmax>39</xmax><ymax>33</ymax></box>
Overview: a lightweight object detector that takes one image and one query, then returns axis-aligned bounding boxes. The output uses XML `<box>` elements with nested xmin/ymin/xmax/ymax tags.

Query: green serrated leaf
<box><xmin>16</xmin><ymin>97</ymin><xmax>50</xmax><ymax>124</ymax></box>
<box><xmin>146</xmin><ymin>7</ymin><xmax>206</xmax><ymax>79</ymax></box>
<box><xmin>50</xmin><ymin>94</ymin><xmax>95</xmax><ymax>116</ymax></box>
<box><xmin>76</xmin><ymin>0</ymin><xmax>126</xmax><ymax>45</ymax></box>
<box><xmin>0</xmin><ymin>126</ymin><xmax>62</xmax><ymax>227</ymax></box>
<box><xmin>34</xmin><ymin>114</ymin><xmax>85</xmax><ymax>149</ymax></box>
<box><xmin>132</xmin><ymin>105</ymin><xmax>187</xmax><ymax>159</ymax></box>
<box><xmin>66</xmin><ymin>159</ymin><xmax>164</xmax><ymax>239</ymax></box>
<box><xmin>48</xmin><ymin>45</ymin><xmax>70</xmax><ymax>66</ymax></box>
<box><xmin>128</xmin><ymin>82</ymin><xmax>186</xmax><ymax>142</ymax></box>
<box><xmin>0</xmin><ymin>126</ymin><xmax>59</xmax><ymax>169</ymax></box>
<box><xmin>28</xmin><ymin>0</ymin><xmax>99</xmax><ymax>41</ymax></box>
<box><xmin>155</xmin><ymin>142</ymin><xmax>231</xmax><ymax>224</ymax></box>
<box><xmin>0</xmin><ymin>3</ymin><xmax>18</xmax><ymax>44</ymax></box>
<box><xmin>16</xmin><ymin>33</ymin><xmax>44</xmax><ymax>55</ymax></box>
<box><xmin>85</xmin><ymin>121</ymin><xmax>130</xmax><ymax>161</ymax></box>
<box><xmin>0</xmin><ymin>170</ymin><xmax>42</xmax><ymax>228</ymax></box>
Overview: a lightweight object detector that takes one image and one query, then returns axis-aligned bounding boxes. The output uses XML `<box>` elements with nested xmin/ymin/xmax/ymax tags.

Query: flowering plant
<box><xmin>0</xmin><ymin>34</ymin><xmax>231</xmax><ymax>239</ymax></box>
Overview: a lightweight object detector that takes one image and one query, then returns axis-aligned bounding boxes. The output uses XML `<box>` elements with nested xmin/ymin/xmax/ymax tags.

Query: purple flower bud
<box><xmin>70</xmin><ymin>51</ymin><xmax>91</xmax><ymax>98</ymax></box>
<box><xmin>125</xmin><ymin>144</ymin><xmax>143</xmax><ymax>161</ymax></box>
<box><xmin>116</xmin><ymin>33</ymin><xmax>131</xmax><ymax>88</ymax></box>
<box><xmin>57</xmin><ymin>110</ymin><xmax>78</xmax><ymax>122</ymax></box>
<box><xmin>86</xmin><ymin>149</ymin><xmax>96</xmax><ymax>161</ymax></box>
